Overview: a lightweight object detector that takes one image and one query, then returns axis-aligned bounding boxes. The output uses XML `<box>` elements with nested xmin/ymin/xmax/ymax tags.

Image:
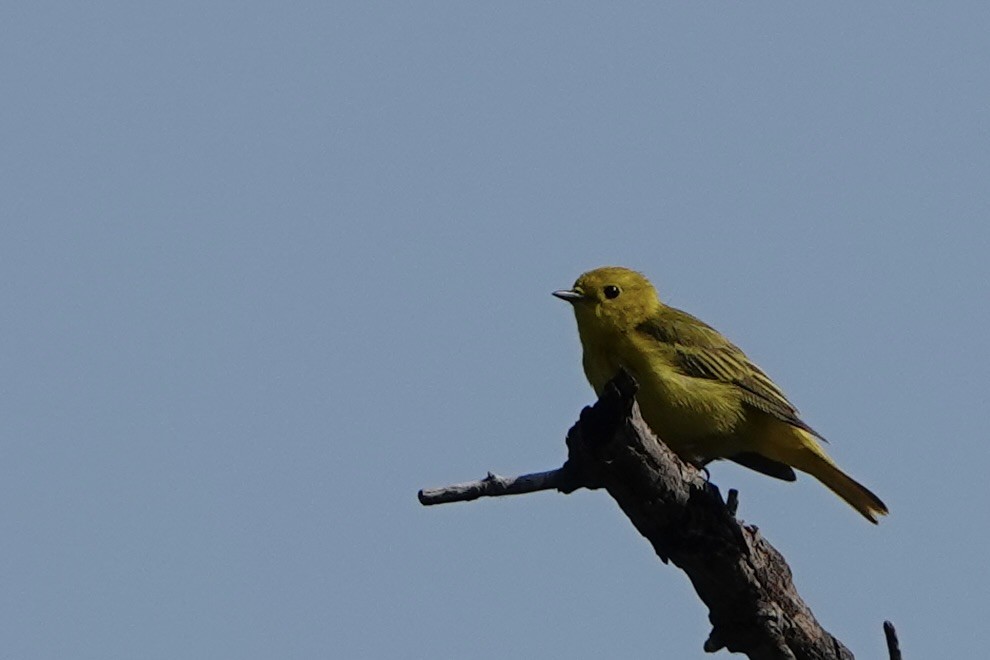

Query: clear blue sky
<box><xmin>2</xmin><ymin>3</ymin><xmax>988</xmax><ymax>658</ymax></box>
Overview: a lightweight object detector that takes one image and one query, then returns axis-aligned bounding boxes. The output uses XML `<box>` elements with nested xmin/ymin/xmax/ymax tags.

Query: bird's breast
<box><xmin>634</xmin><ymin>368</ymin><xmax>745</xmax><ymax>450</ymax></box>
<box><xmin>581</xmin><ymin>335</ymin><xmax>746</xmax><ymax>460</ymax></box>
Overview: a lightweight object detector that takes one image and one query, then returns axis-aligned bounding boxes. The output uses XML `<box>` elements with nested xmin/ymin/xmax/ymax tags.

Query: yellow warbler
<box><xmin>554</xmin><ymin>266</ymin><xmax>887</xmax><ymax>523</ymax></box>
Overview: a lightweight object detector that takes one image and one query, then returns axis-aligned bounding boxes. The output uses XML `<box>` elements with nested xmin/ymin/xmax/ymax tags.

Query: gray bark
<box><xmin>419</xmin><ymin>370</ymin><xmax>898</xmax><ymax>659</ymax></box>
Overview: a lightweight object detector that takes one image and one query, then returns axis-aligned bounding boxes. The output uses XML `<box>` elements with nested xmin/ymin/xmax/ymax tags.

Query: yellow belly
<box><xmin>582</xmin><ymin>339</ymin><xmax>747</xmax><ymax>463</ymax></box>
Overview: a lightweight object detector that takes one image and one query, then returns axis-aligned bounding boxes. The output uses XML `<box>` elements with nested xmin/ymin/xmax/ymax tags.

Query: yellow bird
<box><xmin>554</xmin><ymin>266</ymin><xmax>887</xmax><ymax>523</ymax></box>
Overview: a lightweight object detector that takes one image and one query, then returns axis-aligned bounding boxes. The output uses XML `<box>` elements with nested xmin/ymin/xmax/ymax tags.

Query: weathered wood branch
<box><xmin>418</xmin><ymin>371</ymin><xmax>888</xmax><ymax>659</ymax></box>
<box><xmin>883</xmin><ymin>621</ymin><xmax>901</xmax><ymax>660</ymax></box>
<box><xmin>418</xmin><ymin>469</ymin><xmax>574</xmax><ymax>505</ymax></box>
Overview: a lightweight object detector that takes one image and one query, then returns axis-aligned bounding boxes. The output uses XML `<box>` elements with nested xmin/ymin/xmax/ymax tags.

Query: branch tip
<box><xmin>883</xmin><ymin>620</ymin><xmax>902</xmax><ymax>660</ymax></box>
<box><xmin>704</xmin><ymin>628</ymin><xmax>725</xmax><ymax>653</ymax></box>
<box><xmin>418</xmin><ymin>468</ymin><xmax>567</xmax><ymax>506</ymax></box>
<box><xmin>726</xmin><ymin>488</ymin><xmax>739</xmax><ymax>517</ymax></box>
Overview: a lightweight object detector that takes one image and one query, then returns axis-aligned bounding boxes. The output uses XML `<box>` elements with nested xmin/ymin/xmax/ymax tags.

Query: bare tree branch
<box><xmin>419</xmin><ymin>370</ymin><xmax>885</xmax><ymax>659</ymax></box>
<box><xmin>883</xmin><ymin>621</ymin><xmax>902</xmax><ymax>660</ymax></box>
<box><xmin>418</xmin><ymin>469</ymin><xmax>572</xmax><ymax>505</ymax></box>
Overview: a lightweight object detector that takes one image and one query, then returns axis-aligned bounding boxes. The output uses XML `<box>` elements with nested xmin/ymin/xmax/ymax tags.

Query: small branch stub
<box><xmin>726</xmin><ymin>488</ymin><xmax>740</xmax><ymax>517</ymax></box>
<box><xmin>883</xmin><ymin>621</ymin><xmax>901</xmax><ymax>660</ymax></box>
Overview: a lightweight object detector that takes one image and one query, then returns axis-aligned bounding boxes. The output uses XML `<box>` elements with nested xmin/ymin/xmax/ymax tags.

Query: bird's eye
<box><xmin>603</xmin><ymin>285</ymin><xmax>621</xmax><ymax>300</ymax></box>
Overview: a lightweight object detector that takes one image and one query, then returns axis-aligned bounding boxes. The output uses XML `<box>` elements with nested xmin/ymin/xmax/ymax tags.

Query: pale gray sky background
<box><xmin>2</xmin><ymin>3</ymin><xmax>988</xmax><ymax>658</ymax></box>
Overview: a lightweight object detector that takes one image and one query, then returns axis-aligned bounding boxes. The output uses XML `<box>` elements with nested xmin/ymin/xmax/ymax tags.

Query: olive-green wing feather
<box><xmin>635</xmin><ymin>308</ymin><xmax>824</xmax><ymax>441</ymax></box>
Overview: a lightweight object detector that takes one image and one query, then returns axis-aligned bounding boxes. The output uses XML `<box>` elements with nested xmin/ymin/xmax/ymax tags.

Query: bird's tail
<box><xmin>790</xmin><ymin>432</ymin><xmax>888</xmax><ymax>523</ymax></box>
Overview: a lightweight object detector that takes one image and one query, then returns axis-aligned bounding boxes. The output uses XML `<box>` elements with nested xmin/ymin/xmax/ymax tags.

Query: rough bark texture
<box><xmin>558</xmin><ymin>370</ymin><xmax>854</xmax><ymax>659</ymax></box>
<box><xmin>418</xmin><ymin>469</ymin><xmax>569</xmax><ymax>505</ymax></box>
<box><xmin>419</xmin><ymin>370</ymin><xmax>869</xmax><ymax>658</ymax></box>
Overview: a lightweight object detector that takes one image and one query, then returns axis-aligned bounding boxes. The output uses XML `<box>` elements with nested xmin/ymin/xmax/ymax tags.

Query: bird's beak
<box><xmin>552</xmin><ymin>289</ymin><xmax>584</xmax><ymax>303</ymax></box>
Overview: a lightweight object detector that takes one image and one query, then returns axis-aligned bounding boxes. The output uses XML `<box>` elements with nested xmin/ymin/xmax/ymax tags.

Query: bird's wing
<box><xmin>635</xmin><ymin>308</ymin><xmax>824</xmax><ymax>440</ymax></box>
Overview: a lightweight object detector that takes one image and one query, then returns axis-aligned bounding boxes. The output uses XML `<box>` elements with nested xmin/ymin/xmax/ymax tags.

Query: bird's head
<box><xmin>553</xmin><ymin>266</ymin><xmax>661</xmax><ymax>336</ymax></box>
